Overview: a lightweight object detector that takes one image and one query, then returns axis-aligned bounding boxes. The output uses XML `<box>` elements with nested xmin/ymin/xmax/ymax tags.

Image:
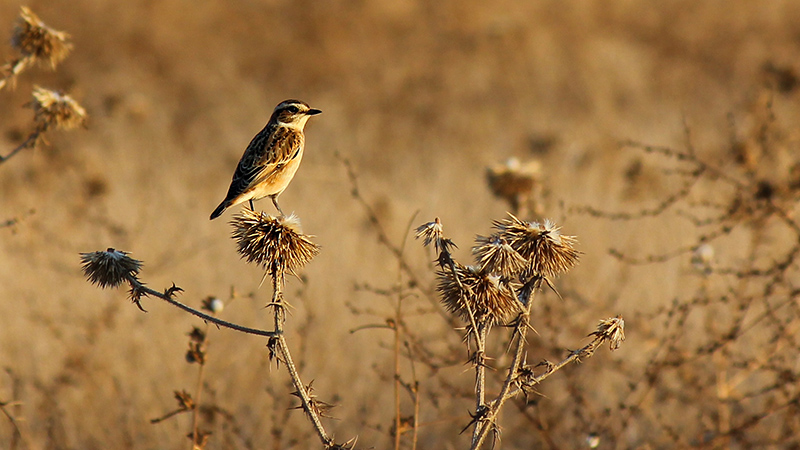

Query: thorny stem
<box><xmin>190</xmin><ymin>323</ymin><xmax>209</xmax><ymax>450</ymax></box>
<box><xmin>393</xmin><ymin>295</ymin><xmax>402</xmax><ymax>450</ymax></box>
<box><xmin>0</xmin><ymin>129</ymin><xmax>43</xmax><ymax>165</ymax></box>
<box><xmin>0</xmin><ymin>400</ymin><xmax>24</xmax><ymax>447</ymax></box>
<box><xmin>474</xmin><ymin>323</ymin><xmax>489</xmax><ymax>426</ymax></box>
<box><xmin>437</xmin><ymin>238</ymin><xmax>490</xmax><ymax>448</ymax></box>
<box><xmin>126</xmin><ymin>276</ymin><xmax>277</xmax><ymax>338</ymax></box>
<box><xmin>270</xmin><ymin>267</ymin><xmax>333</xmax><ymax>448</ymax></box>
<box><xmin>0</xmin><ymin>56</ymin><xmax>34</xmax><ymax>92</ymax></box>
<box><xmin>471</xmin><ymin>313</ymin><xmax>612</xmax><ymax>449</ymax></box>
<box><xmin>471</xmin><ymin>277</ymin><xmax>539</xmax><ymax>449</ymax></box>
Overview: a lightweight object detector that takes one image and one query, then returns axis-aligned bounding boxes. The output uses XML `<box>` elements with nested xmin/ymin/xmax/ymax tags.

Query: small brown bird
<box><xmin>210</xmin><ymin>99</ymin><xmax>321</xmax><ymax>220</ymax></box>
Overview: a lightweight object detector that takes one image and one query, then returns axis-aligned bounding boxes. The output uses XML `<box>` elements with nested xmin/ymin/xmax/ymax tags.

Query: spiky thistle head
<box><xmin>231</xmin><ymin>209</ymin><xmax>319</xmax><ymax>277</ymax></box>
<box><xmin>30</xmin><ymin>86</ymin><xmax>87</xmax><ymax>131</ymax></box>
<box><xmin>436</xmin><ymin>263</ymin><xmax>520</xmax><ymax>326</ymax></box>
<box><xmin>493</xmin><ymin>213</ymin><xmax>579</xmax><ymax>278</ymax></box>
<box><xmin>590</xmin><ymin>315</ymin><xmax>626</xmax><ymax>351</ymax></box>
<box><xmin>11</xmin><ymin>7</ymin><xmax>72</xmax><ymax>68</ymax></box>
<box><xmin>472</xmin><ymin>233</ymin><xmax>527</xmax><ymax>277</ymax></box>
<box><xmin>415</xmin><ymin>217</ymin><xmax>456</xmax><ymax>256</ymax></box>
<box><xmin>80</xmin><ymin>248</ymin><xmax>142</xmax><ymax>288</ymax></box>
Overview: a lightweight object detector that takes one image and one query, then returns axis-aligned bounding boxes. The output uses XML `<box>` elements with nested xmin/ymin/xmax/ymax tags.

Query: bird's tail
<box><xmin>209</xmin><ymin>200</ymin><xmax>230</xmax><ymax>220</ymax></box>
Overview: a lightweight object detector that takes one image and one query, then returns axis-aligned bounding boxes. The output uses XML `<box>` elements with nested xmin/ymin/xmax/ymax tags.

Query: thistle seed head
<box><xmin>231</xmin><ymin>209</ymin><xmax>319</xmax><ymax>277</ymax></box>
<box><xmin>11</xmin><ymin>7</ymin><xmax>72</xmax><ymax>68</ymax></box>
<box><xmin>30</xmin><ymin>86</ymin><xmax>87</xmax><ymax>131</ymax></box>
<box><xmin>415</xmin><ymin>217</ymin><xmax>456</xmax><ymax>255</ymax></box>
<box><xmin>486</xmin><ymin>158</ymin><xmax>540</xmax><ymax>210</ymax></box>
<box><xmin>436</xmin><ymin>264</ymin><xmax>520</xmax><ymax>326</ymax></box>
<box><xmin>80</xmin><ymin>248</ymin><xmax>142</xmax><ymax>288</ymax></box>
<box><xmin>493</xmin><ymin>213</ymin><xmax>579</xmax><ymax>278</ymax></box>
<box><xmin>472</xmin><ymin>234</ymin><xmax>527</xmax><ymax>277</ymax></box>
<box><xmin>590</xmin><ymin>315</ymin><xmax>626</xmax><ymax>351</ymax></box>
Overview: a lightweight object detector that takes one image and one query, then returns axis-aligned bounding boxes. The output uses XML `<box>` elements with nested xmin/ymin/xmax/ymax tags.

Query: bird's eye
<box><xmin>287</xmin><ymin>106</ymin><xmax>299</xmax><ymax>114</ymax></box>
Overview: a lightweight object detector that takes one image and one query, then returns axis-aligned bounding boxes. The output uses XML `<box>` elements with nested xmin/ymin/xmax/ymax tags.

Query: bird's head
<box><xmin>272</xmin><ymin>99</ymin><xmax>321</xmax><ymax>129</ymax></box>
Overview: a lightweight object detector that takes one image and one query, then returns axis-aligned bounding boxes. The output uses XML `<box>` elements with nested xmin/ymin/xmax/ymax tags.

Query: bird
<box><xmin>210</xmin><ymin>99</ymin><xmax>321</xmax><ymax>220</ymax></box>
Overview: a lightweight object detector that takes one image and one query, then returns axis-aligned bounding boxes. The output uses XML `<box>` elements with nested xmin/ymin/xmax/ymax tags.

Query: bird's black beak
<box><xmin>307</xmin><ymin>108</ymin><xmax>322</xmax><ymax>115</ymax></box>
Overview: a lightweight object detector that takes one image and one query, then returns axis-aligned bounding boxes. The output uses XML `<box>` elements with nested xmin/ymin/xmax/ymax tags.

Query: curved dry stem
<box><xmin>126</xmin><ymin>277</ymin><xmax>278</xmax><ymax>338</ymax></box>
<box><xmin>0</xmin><ymin>129</ymin><xmax>43</xmax><ymax>165</ymax></box>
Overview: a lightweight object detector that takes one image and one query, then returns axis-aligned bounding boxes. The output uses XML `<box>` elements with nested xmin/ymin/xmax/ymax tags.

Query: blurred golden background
<box><xmin>2</xmin><ymin>1</ymin><xmax>800</xmax><ymax>448</ymax></box>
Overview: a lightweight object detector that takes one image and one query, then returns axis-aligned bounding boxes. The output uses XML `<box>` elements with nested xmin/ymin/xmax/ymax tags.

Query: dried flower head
<box><xmin>486</xmin><ymin>158</ymin><xmax>541</xmax><ymax>213</ymax></box>
<box><xmin>231</xmin><ymin>209</ymin><xmax>319</xmax><ymax>277</ymax></box>
<box><xmin>493</xmin><ymin>213</ymin><xmax>579</xmax><ymax>278</ymax></box>
<box><xmin>11</xmin><ymin>7</ymin><xmax>72</xmax><ymax>68</ymax></box>
<box><xmin>473</xmin><ymin>234</ymin><xmax>527</xmax><ymax>277</ymax></box>
<box><xmin>436</xmin><ymin>264</ymin><xmax>520</xmax><ymax>325</ymax></box>
<box><xmin>80</xmin><ymin>248</ymin><xmax>142</xmax><ymax>288</ymax></box>
<box><xmin>30</xmin><ymin>86</ymin><xmax>87</xmax><ymax>131</ymax></box>
<box><xmin>415</xmin><ymin>217</ymin><xmax>456</xmax><ymax>255</ymax></box>
<box><xmin>590</xmin><ymin>315</ymin><xmax>626</xmax><ymax>351</ymax></box>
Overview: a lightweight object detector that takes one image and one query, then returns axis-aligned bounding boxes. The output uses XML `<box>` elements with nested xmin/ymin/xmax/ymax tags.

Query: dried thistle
<box><xmin>11</xmin><ymin>7</ymin><xmax>72</xmax><ymax>68</ymax></box>
<box><xmin>80</xmin><ymin>248</ymin><xmax>142</xmax><ymax>288</ymax></box>
<box><xmin>473</xmin><ymin>234</ymin><xmax>527</xmax><ymax>277</ymax></box>
<box><xmin>174</xmin><ymin>390</ymin><xmax>195</xmax><ymax>411</ymax></box>
<box><xmin>415</xmin><ymin>217</ymin><xmax>456</xmax><ymax>256</ymax></box>
<box><xmin>436</xmin><ymin>264</ymin><xmax>520</xmax><ymax>325</ymax></box>
<box><xmin>486</xmin><ymin>158</ymin><xmax>541</xmax><ymax>214</ymax></box>
<box><xmin>186</xmin><ymin>342</ymin><xmax>206</xmax><ymax>365</ymax></box>
<box><xmin>188</xmin><ymin>327</ymin><xmax>206</xmax><ymax>344</ymax></box>
<box><xmin>230</xmin><ymin>209</ymin><xmax>319</xmax><ymax>277</ymax></box>
<box><xmin>590</xmin><ymin>315</ymin><xmax>626</xmax><ymax>351</ymax></box>
<box><xmin>30</xmin><ymin>86</ymin><xmax>87</xmax><ymax>131</ymax></box>
<box><xmin>493</xmin><ymin>213</ymin><xmax>579</xmax><ymax>278</ymax></box>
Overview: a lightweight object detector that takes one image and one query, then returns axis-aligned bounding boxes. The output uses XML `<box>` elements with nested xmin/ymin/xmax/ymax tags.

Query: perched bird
<box><xmin>210</xmin><ymin>99</ymin><xmax>321</xmax><ymax>220</ymax></box>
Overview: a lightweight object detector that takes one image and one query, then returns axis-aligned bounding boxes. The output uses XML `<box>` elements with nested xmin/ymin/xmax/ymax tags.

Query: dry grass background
<box><xmin>2</xmin><ymin>1</ymin><xmax>800</xmax><ymax>448</ymax></box>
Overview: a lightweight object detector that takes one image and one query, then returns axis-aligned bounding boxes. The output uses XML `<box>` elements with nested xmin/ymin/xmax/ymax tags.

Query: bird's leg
<box><xmin>249</xmin><ymin>199</ymin><xmax>255</xmax><ymax>211</ymax></box>
<box><xmin>271</xmin><ymin>196</ymin><xmax>284</xmax><ymax>216</ymax></box>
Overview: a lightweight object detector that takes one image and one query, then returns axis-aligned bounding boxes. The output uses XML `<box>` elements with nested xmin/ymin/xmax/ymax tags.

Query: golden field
<box><xmin>2</xmin><ymin>1</ymin><xmax>800</xmax><ymax>448</ymax></box>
